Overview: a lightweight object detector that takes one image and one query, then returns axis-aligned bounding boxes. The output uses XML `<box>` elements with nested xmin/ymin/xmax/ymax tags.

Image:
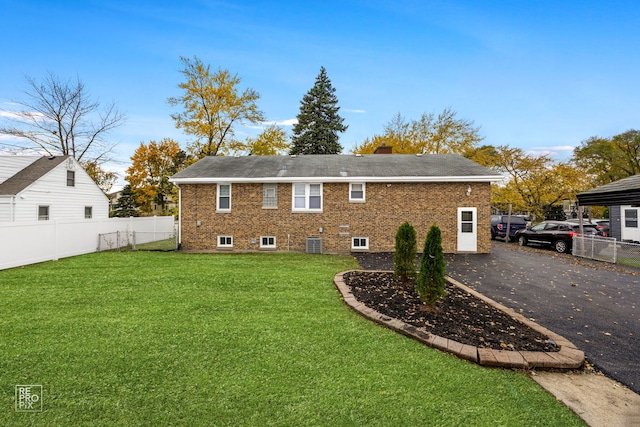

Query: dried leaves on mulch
<box><xmin>343</xmin><ymin>271</ymin><xmax>558</xmax><ymax>352</ymax></box>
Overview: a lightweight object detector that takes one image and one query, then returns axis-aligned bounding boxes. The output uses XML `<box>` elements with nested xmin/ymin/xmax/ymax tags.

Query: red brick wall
<box><xmin>178</xmin><ymin>181</ymin><xmax>491</xmax><ymax>254</ymax></box>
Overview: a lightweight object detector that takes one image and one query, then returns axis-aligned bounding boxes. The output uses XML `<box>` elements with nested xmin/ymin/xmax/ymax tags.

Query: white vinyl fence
<box><xmin>0</xmin><ymin>216</ymin><xmax>175</xmax><ymax>270</ymax></box>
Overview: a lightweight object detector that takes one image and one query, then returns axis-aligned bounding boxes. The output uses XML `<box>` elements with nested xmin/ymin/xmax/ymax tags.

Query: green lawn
<box><xmin>616</xmin><ymin>256</ymin><xmax>640</xmax><ymax>269</ymax></box>
<box><xmin>0</xmin><ymin>252</ymin><xmax>584</xmax><ymax>426</ymax></box>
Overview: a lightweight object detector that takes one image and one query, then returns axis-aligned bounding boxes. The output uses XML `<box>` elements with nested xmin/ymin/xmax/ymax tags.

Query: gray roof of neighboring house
<box><xmin>577</xmin><ymin>174</ymin><xmax>640</xmax><ymax>206</ymax></box>
<box><xmin>0</xmin><ymin>156</ymin><xmax>69</xmax><ymax>196</ymax></box>
<box><xmin>170</xmin><ymin>154</ymin><xmax>503</xmax><ymax>183</ymax></box>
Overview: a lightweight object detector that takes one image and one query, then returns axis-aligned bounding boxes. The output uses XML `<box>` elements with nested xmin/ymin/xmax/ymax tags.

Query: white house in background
<box><xmin>0</xmin><ymin>155</ymin><xmax>109</xmax><ymax>222</ymax></box>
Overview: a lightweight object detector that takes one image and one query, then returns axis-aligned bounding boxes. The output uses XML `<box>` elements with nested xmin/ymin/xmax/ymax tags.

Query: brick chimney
<box><xmin>374</xmin><ymin>142</ymin><xmax>393</xmax><ymax>154</ymax></box>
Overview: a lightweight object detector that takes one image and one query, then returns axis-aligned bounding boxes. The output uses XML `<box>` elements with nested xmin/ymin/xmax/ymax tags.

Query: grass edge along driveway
<box><xmin>0</xmin><ymin>252</ymin><xmax>584</xmax><ymax>426</ymax></box>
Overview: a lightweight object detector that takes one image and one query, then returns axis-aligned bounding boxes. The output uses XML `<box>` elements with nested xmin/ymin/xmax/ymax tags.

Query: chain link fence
<box><xmin>97</xmin><ymin>230</ymin><xmax>177</xmax><ymax>252</ymax></box>
<box><xmin>612</xmin><ymin>240</ymin><xmax>640</xmax><ymax>269</ymax></box>
<box><xmin>573</xmin><ymin>235</ymin><xmax>640</xmax><ymax>268</ymax></box>
<box><xmin>572</xmin><ymin>235</ymin><xmax>617</xmax><ymax>263</ymax></box>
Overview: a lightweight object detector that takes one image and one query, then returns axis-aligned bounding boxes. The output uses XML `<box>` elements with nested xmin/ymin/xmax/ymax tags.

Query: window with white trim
<box><xmin>292</xmin><ymin>183</ymin><xmax>322</xmax><ymax>211</ymax></box>
<box><xmin>218</xmin><ymin>236</ymin><xmax>233</xmax><ymax>247</ymax></box>
<box><xmin>67</xmin><ymin>170</ymin><xmax>75</xmax><ymax>187</ymax></box>
<box><xmin>263</xmin><ymin>183</ymin><xmax>278</xmax><ymax>208</ymax></box>
<box><xmin>84</xmin><ymin>206</ymin><xmax>93</xmax><ymax>219</ymax></box>
<box><xmin>217</xmin><ymin>184</ymin><xmax>231</xmax><ymax>211</ymax></box>
<box><xmin>349</xmin><ymin>183</ymin><xmax>365</xmax><ymax>202</ymax></box>
<box><xmin>260</xmin><ymin>236</ymin><xmax>276</xmax><ymax>248</ymax></box>
<box><xmin>352</xmin><ymin>237</ymin><xmax>369</xmax><ymax>250</ymax></box>
<box><xmin>625</xmin><ymin>209</ymin><xmax>638</xmax><ymax>228</ymax></box>
<box><xmin>38</xmin><ymin>205</ymin><xmax>49</xmax><ymax>221</ymax></box>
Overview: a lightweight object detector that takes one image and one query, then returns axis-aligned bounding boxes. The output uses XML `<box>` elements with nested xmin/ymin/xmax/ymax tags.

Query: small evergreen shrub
<box><xmin>394</xmin><ymin>222</ymin><xmax>417</xmax><ymax>283</ymax></box>
<box><xmin>416</xmin><ymin>224</ymin><xmax>447</xmax><ymax>305</ymax></box>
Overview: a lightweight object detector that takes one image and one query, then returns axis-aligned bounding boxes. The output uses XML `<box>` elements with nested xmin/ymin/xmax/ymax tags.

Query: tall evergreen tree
<box><xmin>394</xmin><ymin>222</ymin><xmax>417</xmax><ymax>283</ymax></box>
<box><xmin>416</xmin><ymin>224</ymin><xmax>447</xmax><ymax>305</ymax></box>
<box><xmin>290</xmin><ymin>66</ymin><xmax>347</xmax><ymax>155</ymax></box>
<box><xmin>111</xmin><ymin>184</ymin><xmax>141</xmax><ymax>218</ymax></box>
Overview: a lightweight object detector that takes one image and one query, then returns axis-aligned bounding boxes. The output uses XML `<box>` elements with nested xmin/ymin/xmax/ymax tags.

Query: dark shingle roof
<box><xmin>171</xmin><ymin>154</ymin><xmax>502</xmax><ymax>183</ymax></box>
<box><xmin>0</xmin><ymin>156</ymin><xmax>69</xmax><ymax>195</ymax></box>
<box><xmin>577</xmin><ymin>174</ymin><xmax>640</xmax><ymax>206</ymax></box>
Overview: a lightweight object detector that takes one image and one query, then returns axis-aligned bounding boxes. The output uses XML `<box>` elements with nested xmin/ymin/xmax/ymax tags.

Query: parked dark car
<box><xmin>515</xmin><ymin>220</ymin><xmax>602</xmax><ymax>253</ymax></box>
<box><xmin>567</xmin><ymin>218</ymin><xmax>610</xmax><ymax>237</ymax></box>
<box><xmin>490</xmin><ymin>215</ymin><xmax>528</xmax><ymax>241</ymax></box>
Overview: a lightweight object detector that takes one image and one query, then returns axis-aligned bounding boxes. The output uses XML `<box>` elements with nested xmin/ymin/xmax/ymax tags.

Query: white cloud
<box><xmin>244</xmin><ymin>119</ymin><xmax>298</xmax><ymax>130</ymax></box>
<box><xmin>343</xmin><ymin>109</ymin><xmax>367</xmax><ymax>114</ymax></box>
<box><xmin>264</xmin><ymin>118</ymin><xmax>298</xmax><ymax>126</ymax></box>
<box><xmin>531</xmin><ymin>145</ymin><xmax>575</xmax><ymax>152</ymax></box>
<box><xmin>0</xmin><ymin>110</ymin><xmax>48</xmax><ymax>121</ymax></box>
<box><xmin>526</xmin><ymin>145</ymin><xmax>575</xmax><ymax>160</ymax></box>
<box><xmin>0</xmin><ymin>111</ymin><xmax>22</xmax><ymax>119</ymax></box>
<box><xmin>0</xmin><ymin>147</ymin><xmax>46</xmax><ymax>156</ymax></box>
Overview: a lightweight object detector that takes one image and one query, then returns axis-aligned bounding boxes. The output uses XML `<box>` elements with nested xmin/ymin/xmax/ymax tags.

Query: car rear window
<box><xmin>510</xmin><ymin>216</ymin><xmax>527</xmax><ymax>224</ymax></box>
<box><xmin>497</xmin><ymin>216</ymin><xmax>526</xmax><ymax>224</ymax></box>
<box><xmin>570</xmin><ymin>224</ymin><xmax>598</xmax><ymax>231</ymax></box>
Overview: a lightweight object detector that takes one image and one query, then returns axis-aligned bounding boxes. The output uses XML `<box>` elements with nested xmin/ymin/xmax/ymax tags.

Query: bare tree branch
<box><xmin>0</xmin><ymin>72</ymin><xmax>125</xmax><ymax>164</ymax></box>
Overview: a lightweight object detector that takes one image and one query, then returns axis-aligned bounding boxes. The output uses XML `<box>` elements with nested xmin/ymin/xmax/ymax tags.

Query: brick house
<box><xmin>170</xmin><ymin>150</ymin><xmax>502</xmax><ymax>254</ymax></box>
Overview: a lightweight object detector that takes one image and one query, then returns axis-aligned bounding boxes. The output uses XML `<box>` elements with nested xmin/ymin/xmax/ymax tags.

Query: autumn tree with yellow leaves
<box><xmin>230</xmin><ymin>124</ymin><xmax>290</xmax><ymax>156</ymax></box>
<box><xmin>168</xmin><ymin>56</ymin><xmax>265</xmax><ymax>159</ymax></box>
<box><xmin>126</xmin><ymin>138</ymin><xmax>187</xmax><ymax>215</ymax></box>
<box><xmin>482</xmin><ymin>146</ymin><xmax>590</xmax><ymax>219</ymax></box>
<box><xmin>572</xmin><ymin>130</ymin><xmax>640</xmax><ymax>186</ymax></box>
<box><xmin>352</xmin><ymin>108</ymin><xmax>483</xmax><ymax>155</ymax></box>
<box><xmin>82</xmin><ymin>161</ymin><xmax>117</xmax><ymax>194</ymax></box>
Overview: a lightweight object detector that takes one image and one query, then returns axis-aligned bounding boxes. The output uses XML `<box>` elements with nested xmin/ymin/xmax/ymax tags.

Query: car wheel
<box><xmin>554</xmin><ymin>240</ymin><xmax>568</xmax><ymax>253</ymax></box>
<box><xmin>491</xmin><ymin>231</ymin><xmax>496</xmax><ymax>240</ymax></box>
<box><xmin>518</xmin><ymin>235</ymin><xmax>527</xmax><ymax>246</ymax></box>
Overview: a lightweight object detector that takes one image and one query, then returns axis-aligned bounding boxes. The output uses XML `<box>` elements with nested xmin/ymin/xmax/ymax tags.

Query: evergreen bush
<box><xmin>394</xmin><ymin>222</ymin><xmax>417</xmax><ymax>282</ymax></box>
<box><xmin>416</xmin><ymin>224</ymin><xmax>447</xmax><ymax>305</ymax></box>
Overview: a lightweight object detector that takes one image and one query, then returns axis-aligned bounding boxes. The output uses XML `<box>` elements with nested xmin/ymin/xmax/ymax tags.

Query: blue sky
<box><xmin>1</xmin><ymin>1</ymin><xmax>639</xmax><ymax>187</ymax></box>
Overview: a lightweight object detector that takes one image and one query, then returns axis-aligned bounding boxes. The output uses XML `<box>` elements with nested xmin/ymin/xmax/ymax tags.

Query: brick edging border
<box><xmin>334</xmin><ymin>270</ymin><xmax>584</xmax><ymax>370</ymax></box>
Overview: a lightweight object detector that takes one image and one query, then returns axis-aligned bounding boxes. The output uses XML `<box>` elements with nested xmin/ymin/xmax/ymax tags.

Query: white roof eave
<box><xmin>170</xmin><ymin>175</ymin><xmax>505</xmax><ymax>184</ymax></box>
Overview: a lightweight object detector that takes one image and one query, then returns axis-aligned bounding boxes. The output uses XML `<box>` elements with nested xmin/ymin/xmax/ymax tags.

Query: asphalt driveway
<box><xmin>354</xmin><ymin>243</ymin><xmax>640</xmax><ymax>394</ymax></box>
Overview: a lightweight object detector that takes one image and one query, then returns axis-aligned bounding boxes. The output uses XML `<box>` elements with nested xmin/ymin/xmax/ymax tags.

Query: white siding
<box><xmin>620</xmin><ymin>205</ymin><xmax>640</xmax><ymax>242</ymax></box>
<box><xmin>1</xmin><ymin>157</ymin><xmax>109</xmax><ymax>221</ymax></box>
<box><xmin>0</xmin><ymin>196</ymin><xmax>13</xmax><ymax>221</ymax></box>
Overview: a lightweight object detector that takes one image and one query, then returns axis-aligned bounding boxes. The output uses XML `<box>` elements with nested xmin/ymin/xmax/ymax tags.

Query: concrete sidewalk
<box><xmin>531</xmin><ymin>370</ymin><xmax>640</xmax><ymax>427</ymax></box>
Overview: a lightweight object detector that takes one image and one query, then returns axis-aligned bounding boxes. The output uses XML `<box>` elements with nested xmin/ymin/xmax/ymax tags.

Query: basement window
<box><xmin>260</xmin><ymin>236</ymin><xmax>276</xmax><ymax>249</ymax></box>
<box><xmin>218</xmin><ymin>236</ymin><xmax>233</xmax><ymax>248</ymax></box>
<box><xmin>351</xmin><ymin>237</ymin><xmax>369</xmax><ymax>250</ymax></box>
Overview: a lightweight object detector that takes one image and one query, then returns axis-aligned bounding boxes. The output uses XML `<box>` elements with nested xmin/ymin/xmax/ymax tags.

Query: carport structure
<box><xmin>576</xmin><ymin>174</ymin><xmax>640</xmax><ymax>206</ymax></box>
<box><xmin>577</xmin><ymin>174</ymin><xmax>640</xmax><ymax>241</ymax></box>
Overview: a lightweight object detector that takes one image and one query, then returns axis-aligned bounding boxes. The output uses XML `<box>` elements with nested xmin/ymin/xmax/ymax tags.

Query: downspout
<box><xmin>177</xmin><ymin>184</ymin><xmax>182</xmax><ymax>247</ymax></box>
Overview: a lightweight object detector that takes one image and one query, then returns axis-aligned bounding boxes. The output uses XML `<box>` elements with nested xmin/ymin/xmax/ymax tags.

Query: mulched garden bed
<box><xmin>343</xmin><ymin>271</ymin><xmax>558</xmax><ymax>352</ymax></box>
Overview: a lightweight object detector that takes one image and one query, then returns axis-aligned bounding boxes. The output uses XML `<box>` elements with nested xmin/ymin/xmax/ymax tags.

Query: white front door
<box><xmin>457</xmin><ymin>207</ymin><xmax>477</xmax><ymax>252</ymax></box>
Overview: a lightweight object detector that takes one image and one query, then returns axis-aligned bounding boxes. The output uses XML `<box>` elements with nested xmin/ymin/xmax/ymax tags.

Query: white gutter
<box><xmin>170</xmin><ymin>175</ymin><xmax>504</xmax><ymax>184</ymax></box>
